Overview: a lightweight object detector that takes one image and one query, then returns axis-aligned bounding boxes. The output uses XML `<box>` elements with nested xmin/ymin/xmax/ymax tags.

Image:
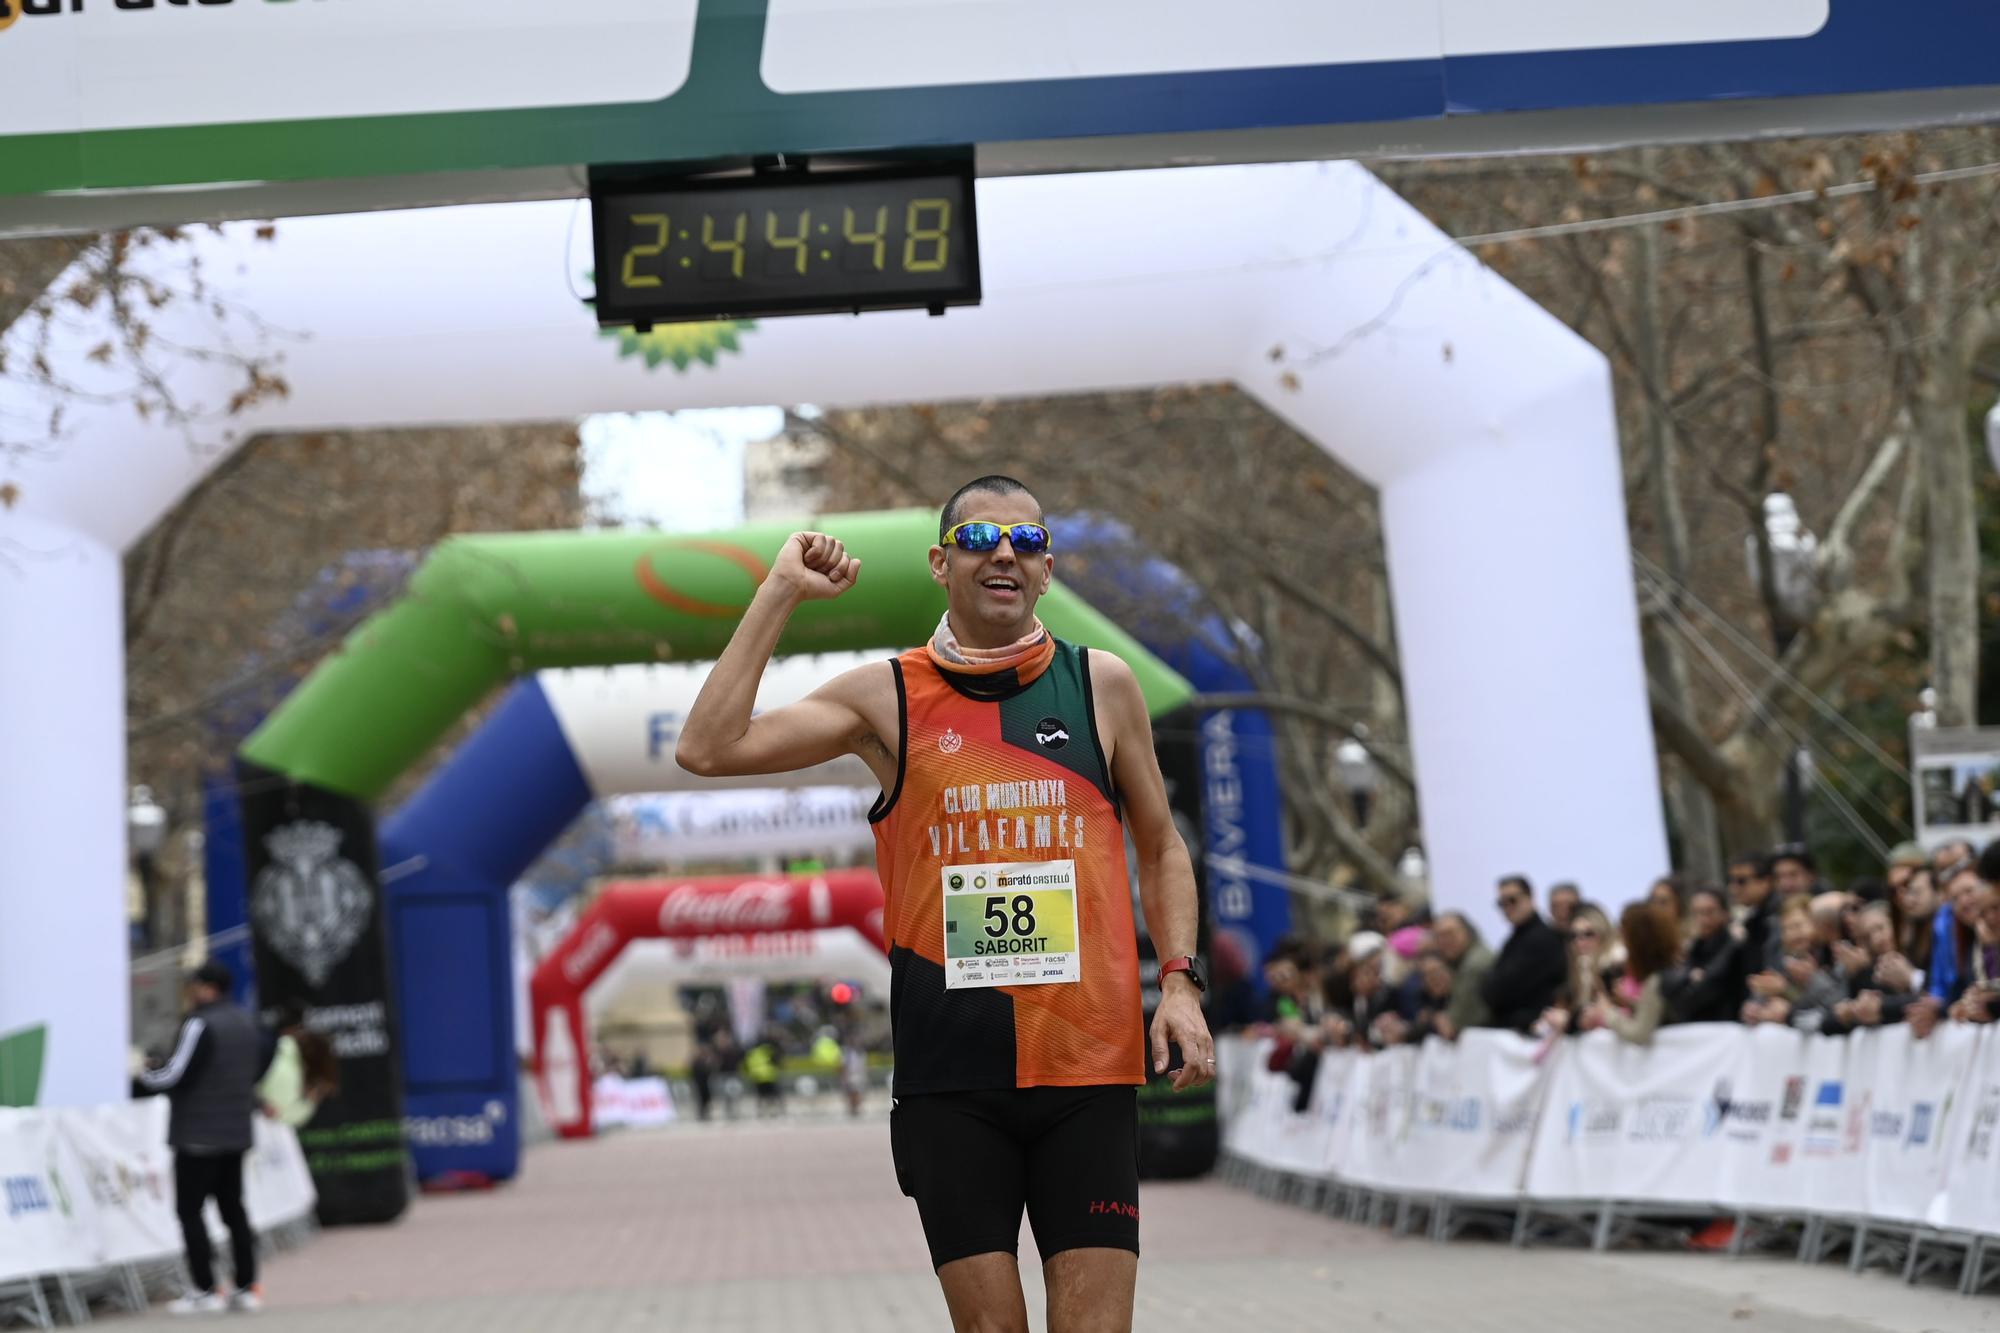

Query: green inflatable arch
<box><xmin>231</xmin><ymin>508</ymin><xmax>1192</xmax><ymax>1222</ymax></box>
<box><xmin>242</xmin><ymin>508</ymin><xmax>1190</xmax><ymax>797</ymax></box>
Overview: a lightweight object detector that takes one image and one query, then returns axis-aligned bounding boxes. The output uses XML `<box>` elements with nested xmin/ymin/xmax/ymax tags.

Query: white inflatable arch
<box><xmin>0</xmin><ymin>162</ymin><xmax>1668</xmax><ymax>1104</ymax></box>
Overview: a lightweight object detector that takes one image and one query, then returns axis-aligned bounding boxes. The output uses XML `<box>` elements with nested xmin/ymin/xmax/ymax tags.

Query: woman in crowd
<box><xmin>1668</xmin><ymin>886</ymin><xmax>1748</xmax><ymax>1024</ymax></box>
<box><xmin>1540</xmin><ymin>903</ymin><xmax>1677</xmax><ymax>1044</ymax></box>
<box><xmin>1892</xmin><ymin>865</ymin><xmax>1941</xmax><ymax>976</ymax></box>
<box><xmin>258</xmin><ymin>1010</ymin><xmax>339</xmax><ymax>1128</ymax></box>
<box><xmin>1561</xmin><ymin>902</ymin><xmax>1619</xmax><ymax>1014</ymax></box>
<box><xmin>1934</xmin><ymin>860</ymin><xmax>1985</xmax><ymax>1002</ymax></box>
<box><xmin>1646</xmin><ymin>875</ymin><xmax>1690</xmax><ymax>940</ymax></box>
<box><xmin>1585</xmin><ymin>903</ymin><xmax>1678</xmax><ymax>1044</ymax></box>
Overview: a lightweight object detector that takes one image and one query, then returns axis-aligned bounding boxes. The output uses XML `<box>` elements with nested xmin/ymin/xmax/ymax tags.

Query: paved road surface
<box><xmin>115</xmin><ymin>1116</ymin><xmax>1997</xmax><ymax>1332</ymax></box>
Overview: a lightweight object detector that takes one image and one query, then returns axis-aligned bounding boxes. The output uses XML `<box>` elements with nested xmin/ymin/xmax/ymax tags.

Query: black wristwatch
<box><xmin>1158</xmin><ymin>955</ymin><xmax>1207</xmax><ymax>992</ymax></box>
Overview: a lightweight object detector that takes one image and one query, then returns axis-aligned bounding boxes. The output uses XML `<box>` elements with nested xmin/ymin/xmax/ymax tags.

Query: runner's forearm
<box><xmin>1136</xmin><ymin>830</ymin><xmax>1200</xmax><ymax>969</ymax></box>
<box><xmin>675</xmin><ymin>578</ymin><xmax>804</xmax><ymax>773</ymax></box>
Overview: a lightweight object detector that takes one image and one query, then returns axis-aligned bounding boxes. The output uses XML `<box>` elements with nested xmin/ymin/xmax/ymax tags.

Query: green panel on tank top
<box><xmin>997</xmin><ymin>643</ymin><xmax>1113</xmax><ymax>803</ymax></box>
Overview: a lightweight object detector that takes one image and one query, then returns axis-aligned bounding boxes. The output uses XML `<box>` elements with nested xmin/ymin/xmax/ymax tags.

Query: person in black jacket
<box><xmin>1668</xmin><ymin>887</ymin><xmax>1749</xmax><ymax>1024</ymax></box>
<box><xmin>1478</xmin><ymin>876</ymin><xmax>1569</xmax><ymax>1033</ymax></box>
<box><xmin>1728</xmin><ymin>851</ymin><xmax>1783</xmax><ymax>972</ymax></box>
<box><xmin>133</xmin><ymin>960</ymin><xmax>270</xmax><ymax>1315</ymax></box>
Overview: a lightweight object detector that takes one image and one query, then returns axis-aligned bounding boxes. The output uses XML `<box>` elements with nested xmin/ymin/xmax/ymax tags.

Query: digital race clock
<box><xmin>590</xmin><ymin>158</ymin><xmax>981</xmax><ymax>329</ymax></box>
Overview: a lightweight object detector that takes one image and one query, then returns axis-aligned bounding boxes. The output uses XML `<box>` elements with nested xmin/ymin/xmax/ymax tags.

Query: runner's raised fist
<box><xmin>772</xmin><ymin>530</ymin><xmax>861</xmax><ymax>600</ymax></box>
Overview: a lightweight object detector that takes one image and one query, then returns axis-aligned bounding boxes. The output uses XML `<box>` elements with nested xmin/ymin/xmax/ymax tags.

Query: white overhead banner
<box><xmin>540</xmin><ymin>656</ymin><xmax>884</xmax><ymax>798</ymax></box>
<box><xmin>2</xmin><ymin>0</ymin><xmax>698</xmax><ymax>136</ymax></box>
<box><xmin>607</xmin><ymin>787</ymin><xmax>878</xmax><ymax>865</ymax></box>
<box><xmin>763</xmin><ymin>0</ymin><xmax>1828</xmax><ymax>92</ymax></box>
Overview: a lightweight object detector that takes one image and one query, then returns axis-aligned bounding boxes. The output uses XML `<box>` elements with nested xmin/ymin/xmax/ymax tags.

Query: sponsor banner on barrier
<box><xmin>1942</xmin><ymin>1033</ymin><xmax>2000</xmax><ymax>1235</ymax></box>
<box><xmin>0</xmin><ymin>1103</ymin><xmax>315</xmax><ymax>1283</ymax></box>
<box><xmin>1525</xmin><ymin>1026</ymin><xmax>1721</xmax><ymax>1205</ymax></box>
<box><xmin>1863</xmin><ymin>1023</ymin><xmax>1979</xmax><ymax>1226</ymax></box>
<box><xmin>1710</xmin><ymin>1023</ymin><xmax>1809</xmax><ymax>1211</ymax></box>
<box><xmin>1339</xmin><ymin>1044</ymin><xmax>1418</xmax><ymax>1191</ymax></box>
<box><xmin>592</xmin><ymin>1075</ymin><xmax>677</xmax><ymax>1131</ymax></box>
<box><xmin>55</xmin><ymin>1102</ymin><xmax>180</xmax><ymax>1268</ymax></box>
<box><xmin>1220</xmin><ymin>1024</ymin><xmax>2000</xmax><ymax>1236</ymax></box>
<box><xmin>1798</xmin><ymin>1031</ymin><xmax>1868</xmax><ymax>1218</ymax></box>
<box><xmin>0</xmin><ymin>1109</ymin><xmax>91</xmax><ymax>1282</ymax></box>
<box><xmin>1398</xmin><ymin>1030</ymin><xmax>1545</xmax><ymax>1200</ymax></box>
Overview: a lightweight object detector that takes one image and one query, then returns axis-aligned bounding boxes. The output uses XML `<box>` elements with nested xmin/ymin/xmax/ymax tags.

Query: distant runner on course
<box><xmin>676</xmin><ymin>474</ymin><xmax>1214</xmax><ymax>1333</ymax></box>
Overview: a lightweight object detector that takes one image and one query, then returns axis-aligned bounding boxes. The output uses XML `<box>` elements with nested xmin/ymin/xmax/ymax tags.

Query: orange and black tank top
<box><xmin>870</xmin><ymin>638</ymin><xmax>1145</xmax><ymax>1093</ymax></box>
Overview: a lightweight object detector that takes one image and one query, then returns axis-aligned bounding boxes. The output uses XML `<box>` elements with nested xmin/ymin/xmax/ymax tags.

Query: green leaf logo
<box><xmin>0</xmin><ymin>1024</ymin><xmax>47</xmax><ymax>1108</ymax></box>
<box><xmin>603</xmin><ymin>320</ymin><xmax>756</xmax><ymax>373</ymax></box>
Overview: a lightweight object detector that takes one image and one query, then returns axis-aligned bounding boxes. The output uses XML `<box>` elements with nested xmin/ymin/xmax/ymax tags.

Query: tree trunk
<box><xmin>1919</xmin><ymin>379</ymin><xmax>1981</xmax><ymax>727</ymax></box>
<box><xmin>1909</xmin><ymin>197</ymin><xmax>1985</xmax><ymax>730</ymax></box>
<box><xmin>1636</xmin><ymin>203</ymin><xmax>1724</xmax><ymax>880</ymax></box>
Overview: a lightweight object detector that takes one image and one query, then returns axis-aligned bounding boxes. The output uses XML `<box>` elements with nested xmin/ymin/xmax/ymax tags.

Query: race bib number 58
<box><xmin>942</xmin><ymin>859</ymin><xmax>1081</xmax><ymax>990</ymax></box>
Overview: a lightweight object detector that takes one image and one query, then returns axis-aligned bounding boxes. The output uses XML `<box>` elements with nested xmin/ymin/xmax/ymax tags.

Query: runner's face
<box><xmin>929</xmin><ymin>489</ymin><xmax>1053</xmax><ymax>642</ymax></box>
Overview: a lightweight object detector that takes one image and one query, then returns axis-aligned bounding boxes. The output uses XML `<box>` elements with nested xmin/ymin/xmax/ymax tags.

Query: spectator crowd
<box><xmin>1247</xmin><ymin>838</ymin><xmax>2000</xmax><ymax>1074</ymax></box>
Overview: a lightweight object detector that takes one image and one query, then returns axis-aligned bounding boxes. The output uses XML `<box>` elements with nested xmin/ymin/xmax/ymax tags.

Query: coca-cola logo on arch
<box><xmin>657</xmin><ymin>879</ymin><xmax>799</xmax><ymax>934</ymax></box>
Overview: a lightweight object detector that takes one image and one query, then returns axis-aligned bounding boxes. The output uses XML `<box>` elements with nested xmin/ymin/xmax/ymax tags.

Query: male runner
<box><xmin>677</xmin><ymin>475</ymin><xmax>1214</xmax><ymax>1333</ymax></box>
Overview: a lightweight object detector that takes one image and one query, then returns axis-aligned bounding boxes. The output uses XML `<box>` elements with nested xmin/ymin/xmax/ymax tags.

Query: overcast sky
<box><xmin>579</xmin><ymin>408</ymin><xmax>783</xmax><ymax>531</ymax></box>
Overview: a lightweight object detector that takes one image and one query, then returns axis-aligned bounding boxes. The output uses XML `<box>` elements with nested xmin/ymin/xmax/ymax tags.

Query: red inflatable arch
<box><xmin>530</xmin><ymin>869</ymin><xmax>886</xmax><ymax>1138</ymax></box>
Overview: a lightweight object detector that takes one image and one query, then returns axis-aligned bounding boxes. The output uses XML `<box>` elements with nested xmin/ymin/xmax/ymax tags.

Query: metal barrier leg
<box><xmin>56</xmin><ymin>1273</ymin><xmax>88</xmax><ymax>1325</ymax></box>
<box><xmin>1962</xmin><ymin>1237</ymin><xmax>1983</xmax><ymax>1297</ymax></box>
<box><xmin>1592</xmin><ymin>1202</ymin><xmax>1616</xmax><ymax>1253</ymax></box>
<box><xmin>1849</xmin><ymin>1220</ymin><xmax>1869</xmax><ymax>1274</ymax></box>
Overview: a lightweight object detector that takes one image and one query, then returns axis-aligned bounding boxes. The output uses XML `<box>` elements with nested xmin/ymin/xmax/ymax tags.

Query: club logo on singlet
<box><xmin>939</xmin><ymin>727</ymin><xmax>964</xmax><ymax>754</ymax></box>
<box><xmin>1033</xmin><ymin>717</ymin><xmax>1070</xmax><ymax>749</ymax></box>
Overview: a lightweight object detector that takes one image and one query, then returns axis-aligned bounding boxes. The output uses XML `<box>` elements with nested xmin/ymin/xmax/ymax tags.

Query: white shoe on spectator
<box><xmin>165</xmin><ymin>1290</ymin><xmax>228</xmax><ymax>1315</ymax></box>
<box><xmin>229</xmin><ymin>1287</ymin><xmax>263</xmax><ymax>1313</ymax></box>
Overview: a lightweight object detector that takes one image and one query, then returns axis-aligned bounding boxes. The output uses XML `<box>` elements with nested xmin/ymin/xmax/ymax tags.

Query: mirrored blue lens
<box><xmin>1008</xmin><ymin>524</ymin><xmax>1051</xmax><ymax>553</ymax></box>
<box><xmin>955</xmin><ymin>522</ymin><xmax>1003</xmax><ymax>551</ymax></box>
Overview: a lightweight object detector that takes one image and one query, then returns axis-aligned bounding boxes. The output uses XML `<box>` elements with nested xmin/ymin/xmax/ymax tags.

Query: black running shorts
<box><xmin>889</xmin><ymin>1084</ymin><xmax>1140</xmax><ymax>1270</ymax></box>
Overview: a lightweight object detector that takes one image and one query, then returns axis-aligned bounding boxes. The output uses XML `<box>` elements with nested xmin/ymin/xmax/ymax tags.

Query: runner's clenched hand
<box><xmin>772</xmin><ymin>531</ymin><xmax>861</xmax><ymax>600</ymax></box>
<box><xmin>1152</xmin><ymin>979</ymin><xmax>1215</xmax><ymax>1092</ymax></box>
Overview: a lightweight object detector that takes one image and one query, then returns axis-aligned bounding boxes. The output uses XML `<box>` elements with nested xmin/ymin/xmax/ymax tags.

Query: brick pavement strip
<box><xmin>111</xmin><ymin>1119</ymin><xmax>1995</xmax><ymax>1332</ymax></box>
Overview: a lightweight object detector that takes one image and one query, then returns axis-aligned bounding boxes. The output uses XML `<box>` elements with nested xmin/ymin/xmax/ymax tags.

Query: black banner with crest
<box><xmin>237</xmin><ymin>759</ymin><xmax>409</xmax><ymax>1225</ymax></box>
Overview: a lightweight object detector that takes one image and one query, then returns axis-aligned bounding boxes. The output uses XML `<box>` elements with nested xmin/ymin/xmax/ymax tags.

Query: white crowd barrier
<box><xmin>0</xmin><ymin>1100</ymin><xmax>317</xmax><ymax>1287</ymax></box>
<box><xmin>1219</xmin><ymin>1023</ymin><xmax>2000</xmax><ymax>1237</ymax></box>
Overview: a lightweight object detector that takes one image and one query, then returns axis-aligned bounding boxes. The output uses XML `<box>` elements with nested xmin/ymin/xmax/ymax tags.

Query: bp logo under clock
<box><xmin>1034</xmin><ymin>717</ymin><xmax>1070</xmax><ymax>749</ymax></box>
